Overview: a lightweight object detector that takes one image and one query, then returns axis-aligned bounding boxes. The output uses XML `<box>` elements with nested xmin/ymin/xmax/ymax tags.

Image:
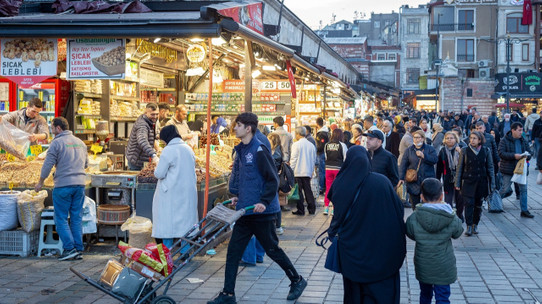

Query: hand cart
<box><xmin>70</xmin><ymin>200</ymin><xmax>253</xmax><ymax>304</ymax></box>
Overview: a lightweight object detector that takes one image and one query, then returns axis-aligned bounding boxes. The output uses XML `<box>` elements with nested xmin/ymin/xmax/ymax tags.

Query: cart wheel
<box><xmin>151</xmin><ymin>295</ymin><xmax>176</xmax><ymax>304</ymax></box>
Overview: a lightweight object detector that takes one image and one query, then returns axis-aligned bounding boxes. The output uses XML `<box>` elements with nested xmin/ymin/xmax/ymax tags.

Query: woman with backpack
<box><xmin>455</xmin><ymin>131</ymin><xmax>495</xmax><ymax>236</ymax></box>
<box><xmin>323</xmin><ymin>129</ymin><xmax>347</xmax><ymax>216</ymax></box>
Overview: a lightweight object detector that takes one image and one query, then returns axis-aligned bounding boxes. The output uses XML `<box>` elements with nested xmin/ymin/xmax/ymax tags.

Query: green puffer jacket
<box><xmin>406</xmin><ymin>204</ymin><xmax>464</xmax><ymax>285</ymax></box>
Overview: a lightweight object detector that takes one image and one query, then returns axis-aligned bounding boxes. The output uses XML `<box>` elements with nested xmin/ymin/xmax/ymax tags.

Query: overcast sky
<box><xmin>285</xmin><ymin>0</ymin><xmax>429</xmax><ymax>29</ymax></box>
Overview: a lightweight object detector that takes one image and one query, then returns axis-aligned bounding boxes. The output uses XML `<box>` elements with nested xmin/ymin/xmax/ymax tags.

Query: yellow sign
<box><xmin>6</xmin><ymin>153</ymin><xmax>15</xmax><ymax>162</ymax></box>
<box><xmin>135</xmin><ymin>39</ymin><xmax>178</xmax><ymax>63</ymax></box>
<box><xmin>30</xmin><ymin>145</ymin><xmax>42</xmax><ymax>155</ymax></box>
<box><xmin>91</xmin><ymin>144</ymin><xmax>103</xmax><ymax>154</ymax></box>
<box><xmin>187</xmin><ymin>45</ymin><xmax>206</xmax><ymax>63</ymax></box>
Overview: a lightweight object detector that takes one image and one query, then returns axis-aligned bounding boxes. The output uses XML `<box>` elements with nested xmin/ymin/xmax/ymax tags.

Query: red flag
<box><xmin>522</xmin><ymin>0</ymin><xmax>532</xmax><ymax>25</ymax></box>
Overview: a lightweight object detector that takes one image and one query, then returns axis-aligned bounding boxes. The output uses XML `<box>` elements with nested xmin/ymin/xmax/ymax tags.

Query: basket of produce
<box><xmin>97</xmin><ymin>204</ymin><xmax>131</xmax><ymax>225</ymax></box>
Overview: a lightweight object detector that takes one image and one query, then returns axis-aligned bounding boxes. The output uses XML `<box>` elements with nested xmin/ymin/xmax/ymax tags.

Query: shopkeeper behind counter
<box><xmin>0</xmin><ymin>97</ymin><xmax>49</xmax><ymax>144</ymax></box>
<box><xmin>166</xmin><ymin>105</ymin><xmax>198</xmax><ymax>141</ymax></box>
<box><xmin>126</xmin><ymin>103</ymin><xmax>160</xmax><ymax>171</ymax></box>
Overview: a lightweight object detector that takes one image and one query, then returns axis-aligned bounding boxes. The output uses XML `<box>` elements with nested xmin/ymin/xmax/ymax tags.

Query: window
<box><xmin>388</xmin><ymin>53</ymin><xmax>396</xmax><ymax>60</ymax></box>
<box><xmin>374</xmin><ymin>21</ymin><xmax>380</xmax><ymax>29</ymax></box>
<box><xmin>466</xmin><ymin>88</ymin><xmax>473</xmax><ymax>97</ymax></box>
<box><xmin>407</xmin><ymin>43</ymin><xmax>420</xmax><ymax>59</ymax></box>
<box><xmin>407</xmin><ymin>19</ymin><xmax>421</xmax><ymax>34</ymax></box>
<box><xmin>406</xmin><ymin>68</ymin><xmax>420</xmax><ymax>84</ymax></box>
<box><xmin>458</xmin><ymin>10</ymin><xmax>474</xmax><ymax>31</ymax></box>
<box><xmin>432</xmin><ymin>7</ymin><xmax>454</xmax><ymax>31</ymax></box>
<box><xmin>377</xmin><ymin>54</ymin><xmax>386</xmax><ymax>60</ymax></box>
<box><xmin>507</xmin><ymin>13</ymin><xmax>529</xmax><ymax>34</ymax></box>
<box><xmin>522</xmin><ymin>44</ymin><xmax>529</xmax><ymax>61</ymax></box>
<box><xmin>457</xmin><ymin>39</ymin><xmax>475</xmax><ymax>62</ymax></box>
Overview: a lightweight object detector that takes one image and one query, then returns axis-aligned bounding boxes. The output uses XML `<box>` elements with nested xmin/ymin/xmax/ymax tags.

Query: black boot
<box><xmin>465</xmin><ymin>226</ymin><xmax>473</xmax><ymax>236</ymax></box>
<box><xmin>473</xmin><ymin>225</ymin><xmax>478</xmax><ymax>234</ymax></box>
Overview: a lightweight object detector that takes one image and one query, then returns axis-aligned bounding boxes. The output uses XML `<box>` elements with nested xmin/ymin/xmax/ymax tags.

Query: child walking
<box><xmin>406</xmin><ymin>178</ymin><xmax>464</xmax><ymax>304</ymax></box>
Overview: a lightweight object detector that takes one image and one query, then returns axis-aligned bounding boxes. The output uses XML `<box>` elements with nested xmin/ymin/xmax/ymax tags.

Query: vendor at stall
<box><xmin>157</xmin><ymin>103</ymin><xmax>170</xmax><ymax>131</ymax></box>
<box><xmin>126</xmin><ymin>103</ymin><xmax>160</xmax><ymax>171</ymax></box>
<box><xmin>0</xmin><ymin>97</ymin><xmax>49</xmax><ymax>144</ymax></box>
<box><xmin>211</xmin><ymin>115</ymin><xmax>228</xmax><ymax>134</ymax></box>
<box><xmin>166</xmin><ymin>105</ymin><xmax>198</xmax><ymax>141</ymax></box>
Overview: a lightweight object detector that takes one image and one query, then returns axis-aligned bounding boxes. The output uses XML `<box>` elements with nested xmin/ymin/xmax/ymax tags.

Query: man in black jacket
<box><xmin>476</xmin><ymin>121</ymin><xmax>500</xmax><ymax>171</ymax></box>
<box><xmin>365</xmin><ymin>129</ymin><xmax>399</xmax><ymax>187</ymax></box>
<box><xmin>498</xmin><ymin>122</ymin><xmax>534</xmax><ymax>218</ymax></box>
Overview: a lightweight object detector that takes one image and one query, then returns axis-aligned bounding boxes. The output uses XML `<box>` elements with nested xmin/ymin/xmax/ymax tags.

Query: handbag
<box><xmin>315</xmin><ymin>186</ymin><xmax>362</xmax><ymax>273</ymax></box>
<box><xmin>287</xmin><ymin>183</ymin><xmax>300</xmax><ymax>201</ymax></box>
<box><xmin>395</xmin><ymin>184</ymin><xmax>407</xmax><ymax>201</ymax></box>
<box><xmin>405</xmin><ymin>155</ymin><xmax>422</xmax><ymax>183</ymax></box>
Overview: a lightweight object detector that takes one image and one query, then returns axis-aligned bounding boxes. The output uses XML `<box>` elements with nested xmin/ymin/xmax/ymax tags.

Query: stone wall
<box><xmin>441</xmin><ymin>78</ymin><xmax>496</xmax><ymax>115</ymax></box>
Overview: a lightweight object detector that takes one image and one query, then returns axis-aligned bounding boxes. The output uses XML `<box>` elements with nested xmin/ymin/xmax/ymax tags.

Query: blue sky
<box><xmin>286</xmin><ymin>0</ymin><xmax>429</xmax><ymax>29</ymax></box>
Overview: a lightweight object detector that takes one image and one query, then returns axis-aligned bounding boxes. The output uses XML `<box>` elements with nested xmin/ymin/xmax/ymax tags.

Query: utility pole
<box><xmin>505</xmin><ymin>35</ymin><xmax>511</xmax><ymax>114</ymax></box>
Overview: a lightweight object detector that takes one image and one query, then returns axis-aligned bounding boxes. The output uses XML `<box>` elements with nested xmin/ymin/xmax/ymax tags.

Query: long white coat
<box><xmin>152</xmin><ymin>138</ymin><xmax>198</xmax><ymax>238</ymax></box>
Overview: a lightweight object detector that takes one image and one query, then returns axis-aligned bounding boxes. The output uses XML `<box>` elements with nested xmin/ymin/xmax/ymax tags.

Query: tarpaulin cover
<box><xmin>52</xmin><ymin>0</ymin><xmax>152</xmax><ymax>14</ymax></box>
<box><xmin>0</xmin><ymin>0</ymin><xmax>22</xmax><ymax>17</ymax></box>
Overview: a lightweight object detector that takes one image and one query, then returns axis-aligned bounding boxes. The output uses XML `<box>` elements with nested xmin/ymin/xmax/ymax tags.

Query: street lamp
<box><xmin>504</xmin><ymin>35</ymin><xmax>531</xmax><ymax>113</ymax></box>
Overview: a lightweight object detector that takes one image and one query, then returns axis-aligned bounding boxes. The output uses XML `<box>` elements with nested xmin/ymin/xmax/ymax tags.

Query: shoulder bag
<box><xmin>405</xmin><ymin>150</ymin><xmax>423</xmax><ymax>183</ymax></box>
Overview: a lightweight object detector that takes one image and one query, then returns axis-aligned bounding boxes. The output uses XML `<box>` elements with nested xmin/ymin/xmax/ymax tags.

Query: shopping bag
<box><xmin>396</xmin><ymin>184</ymin><xmax>407</xmax><ymax>202</ymax></box>
<box><xmin>287</xmin><ymin>184</ymin><xmax>300</xmax><ymax>201</ymax></box>
<box><xmin>537</xmin><ymin>172</ymin><xmax>542</xmax><ymax>185</ymax></box>
<box><xmin>495</xmin><ymin>172</ymin><xmax>503</xmax><ymax>190</ymax></box>
<box><xmin>487</xmin><ymin>191</ymin><xmax>503</xmax><ymax>212</ymax></box>
<box><xmin>514</xmin><ymin>159</ymin><xmax>525</xmax><ymax>175</ymax></box>
<box><xmin>511</xmin><ymin>160</ymin><xmax>528</xmax><ymax>185</ymax></box>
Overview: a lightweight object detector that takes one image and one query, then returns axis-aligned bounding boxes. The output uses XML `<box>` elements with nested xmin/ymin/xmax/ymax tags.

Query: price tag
<box><xmin>277</xmin><ymin>81</ymin><xmax>291</xmax><ymax>91</ymax></box>
<box><xmin>90</xmin><ymin>144</ymin><xmax>103</xmax><ymax>154</ymax></box>
<box><xmin>261</xmin><ymin>81</ymin><xmax>277</xmax><ymax>91</ymax></box>
<box><xmin>6</xmin><ymin>153</ymin><xmax>15</xmax><ymax>162</ymax></box>
<box><xmin>30</xmin><ymin>145</ymin><xmax>42</xmax><ymax>155</ymax></box>
<box><xmin>26</xmin><ymin>156</ymin><xmax>36</xmax><ymax>162</ymax></box>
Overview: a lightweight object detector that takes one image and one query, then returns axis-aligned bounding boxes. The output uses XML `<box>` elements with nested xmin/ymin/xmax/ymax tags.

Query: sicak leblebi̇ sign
<box><xmin>1</xmin><ymin>38</ymin><xmax>58</xmax><ymax>87</ymax></box>
<box><xmin>67</xmin><ymin>39</ymin><xmax>126</xmax><ymax>79</ymax></box>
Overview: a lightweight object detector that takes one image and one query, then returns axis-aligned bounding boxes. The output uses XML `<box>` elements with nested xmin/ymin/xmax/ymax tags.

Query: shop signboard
<box><xmin>0</xmin><ymin>38</ymin><xmax>58</xmax><ymax>88</ymax></box>
<box><xmin>140</xmin><ymin>68</ymin><xmax>164</xmax><ymax>88</ymax></box>
<box><xmin>67</xmin><ymin>39</ymin><xmax>125</xmax><ymax>80</ymax></box>
<box><xmin>217</xmin><ymin>2</ymin><xmax>264</xmax><ymax>35</ymax></box>
<box><xmin>495</xmin><ymin>72</ymin><xmax>542</xmax><ymax>95</ymax></box>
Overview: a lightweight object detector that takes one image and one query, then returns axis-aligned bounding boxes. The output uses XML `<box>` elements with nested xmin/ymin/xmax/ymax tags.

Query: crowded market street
<box><xmin>0</xmin><ymin>167</ymin><xmax>540</xmax><ymax>304</ymax></box>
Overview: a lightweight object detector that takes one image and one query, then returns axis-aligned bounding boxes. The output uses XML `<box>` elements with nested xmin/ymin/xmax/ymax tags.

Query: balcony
<box><xmin>457</xmin><ymin>54</ymin><xmax>475</xmax><ymax>62</ymax></box>
<box><xmin>430</xmin><ymin>23</ymin><xmax>474</xmax><ymax>33</ymax></box>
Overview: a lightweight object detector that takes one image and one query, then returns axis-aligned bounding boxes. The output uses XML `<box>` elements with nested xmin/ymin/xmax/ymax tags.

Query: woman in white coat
<box><xmin>152</xmin><ymin>125</ymin><xmax>198</xmax><ymax>249</ymax></box>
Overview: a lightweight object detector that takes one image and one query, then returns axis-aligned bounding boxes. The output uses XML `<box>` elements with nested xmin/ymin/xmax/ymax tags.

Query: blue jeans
<box><xmin>420</xmin><ymin>282</ymin><xmax>451</xmax><ymax>304</ymax></box>
<box><xmin>499</xmin><ymin>174</ymin><xmax>528</xmax><ymax>212</ymax></box>
<box><xmin>127</xmin><ymin>161</ymin><xmax>142</xmax><ymax>171</ymax></box>
<box><xmin>53</xmin><ymin>186</ymin><xmax>85</xmax><ymax>251</ymax></box>
<box><xmin>241</xmin><ymin>236</ymin><xmax>265</xmax><ymax>264</ymax></box>
<box><xmin>317</xmin><ymin>153</ymin><xmax>325</xmax><ymax>192</ymax></box>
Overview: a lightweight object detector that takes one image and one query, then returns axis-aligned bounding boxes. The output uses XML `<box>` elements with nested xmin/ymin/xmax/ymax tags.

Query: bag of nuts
<box><xmin>0</xmin><ymin>120</ymin><xmax>31</xmax><ymax>160</ymax></box>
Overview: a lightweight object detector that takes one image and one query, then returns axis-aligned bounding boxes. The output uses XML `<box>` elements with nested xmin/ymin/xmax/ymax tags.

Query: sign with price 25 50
<box><xmin>260</xmin><ymin>80</ymin><xmax>291</xmax><ymax>92</ymax></box>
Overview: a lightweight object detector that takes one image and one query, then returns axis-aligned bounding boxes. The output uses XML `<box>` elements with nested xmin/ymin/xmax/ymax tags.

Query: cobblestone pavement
<box><xmin>1</xmin><ymin>170</ymin><xmax>542</xmax><ymax>304</ymax></box>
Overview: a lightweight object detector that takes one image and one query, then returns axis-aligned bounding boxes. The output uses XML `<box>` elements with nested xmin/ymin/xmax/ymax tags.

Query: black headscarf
<box><xmin>160</xmin><ymin>125</ymin><xmax>180</xmax><ymax>145</ymax></box>
<box><xmin>327</xmin><ymin>145</ymin><xmax>406</xmax><ymax>284</ymax></box>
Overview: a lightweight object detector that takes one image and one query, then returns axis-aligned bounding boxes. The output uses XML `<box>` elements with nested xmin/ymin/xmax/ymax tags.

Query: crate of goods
<box><xmin>0</xmin><ymin>229</ymin><xmax>39</xmax><ymax>257</ymax></box>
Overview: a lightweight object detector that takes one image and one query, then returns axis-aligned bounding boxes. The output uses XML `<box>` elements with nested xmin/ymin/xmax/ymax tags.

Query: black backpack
<box><xmin>278</xmin><ymin>162</ymin><xmax>295</xmax><ymax>193</ymax></box>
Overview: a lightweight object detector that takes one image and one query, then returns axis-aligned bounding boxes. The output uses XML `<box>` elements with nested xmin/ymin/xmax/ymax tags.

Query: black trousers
<box><xmin>444</xmin><ymin>188</ymin><xmax>464</xmax><ymax>221</ymax></box>
<box><xmin>343</xmin><ymin>272</ymin><xmax>400</xmax><ymax>304</ymax></box>
<box><xmin>223</xmin><ymin>215</ymin><xmax>299</xmax><ymax>294</ymax></box>
<box><xmin>295</xmin><ymin>177</ymin><xmax>316</xmax><ymax>214</ymax></box>
<box><xmin>464</xmin><ymin>196</ymin><xmax>483</xmax><ymax>226</ymax></box>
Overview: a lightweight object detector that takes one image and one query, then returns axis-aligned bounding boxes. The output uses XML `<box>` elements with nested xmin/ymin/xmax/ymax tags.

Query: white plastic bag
<box><xmin>0</xmin><ymin>190</ymin><xmax>21</xmax><ymax>231</ymax></box>
<box><xmin>17</xmin><ymin>190</ymin><xmax>47</xmax><ymax>233</ymax></box>
<box><xmin>82</xmin><ymin>197</ymin><xmax>97</xmax><ymax>234</ymax></box>
<box><xmin>511</xmin><ymin>160</ymin><xmax>528</xmax><ymax>185</ymax></box>
<box><xmin>0</xmin><ymin>120</ymin><xmax>31</xmax><ymax>160</ymax></box>
<box><xmin>537</xmin><ymin>172</ymin><xmax>542</xmax><ymax>185</ymax></box>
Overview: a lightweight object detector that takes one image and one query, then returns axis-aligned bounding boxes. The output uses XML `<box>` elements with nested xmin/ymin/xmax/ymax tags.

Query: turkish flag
<box><xmin>522</xmin><ymin>0</ymin><xmax>532</xmax><ymax>25</ymax></box>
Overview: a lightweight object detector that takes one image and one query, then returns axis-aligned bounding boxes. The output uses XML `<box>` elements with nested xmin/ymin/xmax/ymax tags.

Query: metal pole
<box><xmin>506</xmin><ymin>36</ymin><xmax>510</xmax><ymax>113</ymax></box>
<box><xmin>436</xmin><ymin>14</ymin><xmax>440</xmax><ymax>111</ymax></box>
<box><xmin>203</xmin><ymin>38</ymin><xmax>213</xmax><ymax>219</ymax></box>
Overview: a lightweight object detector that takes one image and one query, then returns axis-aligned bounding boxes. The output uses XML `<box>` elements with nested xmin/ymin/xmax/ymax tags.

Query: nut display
<box><xmin>199</xmin><ymin>134</ymin><xmax>220</xmax><ymax>147</ymax></box>
<box><xmin>0</xmin><ymin>161</ymin><xmax>54</xmax><ymax>187</ymax></box>
<box><xmin>0</xmin><ymin>139</ymin><xmax>26</xmax><ymax>161</ymax></box>
<box><xmin>95</xmin><ymin>46</ymin><xmax>125</xmax><ymax>67</ymax></box>
<box><xmin>137</xmin><ymin>163</ymin><xmax>157</xmax><ymax>184</ymax></box>
<box><xmin>194</xmin><ymin>148</ymin><xmax>232</xmax><ymax>178</ymax></box>
<box><xmin>2</xmin><ymin>39</ymin><xmax>55</xmax><ymax>67</ymax></box>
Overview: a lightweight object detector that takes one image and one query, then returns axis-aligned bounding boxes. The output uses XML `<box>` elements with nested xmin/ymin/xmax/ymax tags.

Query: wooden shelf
<box><xmin>298</xmin><ymin>112</ymin><xmax>321</xmax><ymax>115</ymax></box>
<box><xmin>111</xmin><ymin>116</ymin><xmax>138</xmax><ymax>122</ymax></box>
<box><xmin>110</xmin><ymin>95</ymin><xmax>139</xmax><ymax>102</ymax></box>
<box><xmin>74</xmin><ymin>129</ymin><xmax>96</xmax><ymax>134</ymax></box>
<box><xmin>76</xmin><ymin>114</ymin><xmax>102</xmax><ymax>118</ymax></box>
<box><xmin>75</xmin><ymin>92</ymin><xmax>103</xmax><ymax>98</ymax></box>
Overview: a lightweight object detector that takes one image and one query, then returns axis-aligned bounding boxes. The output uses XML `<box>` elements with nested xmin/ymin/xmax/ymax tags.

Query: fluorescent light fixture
<box><xmin>262</xmin><ymin>65</ymin><xmax>276</xmax><ymax>71</ymax></box>
<box><xmin>222</xmin><ymin>58</ymin><xmax>232</xmax><ymax>64</ymax></box>
<box><xmin>190</xmin><ymin>38</ymin><xmax>205</xmax><ymax>43</ymax></box>
<box><xmin>252</xmin><ymin>70</ymin><xmax>262</xmax><ymax>78</ymax></box>
<box><xmin>212</xmin><ymin>37</ymin><xmax>227</xmax><ymax>46</ymax></box>
<box><xmin>153</xmin><ymin>38</ymin><xmax>161</xmax><ymax>43</ymax></box>
<box><xmin>186</xmin><ymin>67</ymin><xmax>205</xmax><ymax>76</ymax></box>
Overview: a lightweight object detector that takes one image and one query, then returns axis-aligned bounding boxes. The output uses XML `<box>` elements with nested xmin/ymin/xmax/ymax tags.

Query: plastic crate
<box><xmin>0</xmin><ymin>229</ymin><xmax>39</xmax><ymax>257</ymax></box>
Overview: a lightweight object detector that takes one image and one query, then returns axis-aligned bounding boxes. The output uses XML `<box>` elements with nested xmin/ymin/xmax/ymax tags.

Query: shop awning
<box><xmin>0</xmin><ymin>11</ymin><xmax>222</xmax><ymax>38</ymax></box>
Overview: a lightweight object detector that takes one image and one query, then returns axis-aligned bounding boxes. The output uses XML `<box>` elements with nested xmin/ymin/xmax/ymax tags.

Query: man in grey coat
<box><xmin>272</xmin><ymin>116</ymin><xmax>293</xmax><ymax>162</ymax></box>
<box><xmin>126</xmin><ymin>103</ymin><xmax>160</xmax><ymax>170</ymax></box>
<box><xmin>35</xmin><ymin>117</ymin><xmax>88</xmax><ymax>261</ymax></box>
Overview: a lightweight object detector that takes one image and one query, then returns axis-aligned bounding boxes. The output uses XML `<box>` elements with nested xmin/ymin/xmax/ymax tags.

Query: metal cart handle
<box><xmin>222</xmin><ymin>200</ymin><xmax>256</xmax><ymax>211</ymax></box>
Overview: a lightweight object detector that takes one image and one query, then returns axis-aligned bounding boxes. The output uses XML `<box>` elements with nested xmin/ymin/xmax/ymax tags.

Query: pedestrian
<box><xmin>383</xmin><ymin>120</ymin><xmax>401</xmax><ymax>159</ymax></box>
<box><xmin>327</xmin><ymin>146</ymin><xmax>406</xmax><ymax>304</ymax></box>
<box><xmin>208</xmin><ymin>113</ymin><xmax>306</xmax><ymax>304</ymax></box>
<box><xmin>152</xmin><ymin>125</ymin><xmax>198</xmax><ymax>250</ymax></box>
<box><xmin>399</xmin><ymin>129</ymin><xmax>438</xmax><ymax>208</ymax></box>
<box><xmin>419</xmin><ymin>118</ymin><xmax>432</xmax><ymax>145</ymax></box>
<box><xmin>211</xmin><ymin>115</ymin><xmax>228</xmax><ymax>134</ymax></box>
<box><xmin>272</xmin><ymin>116</ymin><xmax>293</xmax><ymax>162</ymax></box>
<box><xmin>406</xmin><ymin>178</ymin><xmax>463</xmax><ymax>304</ymax></box>
<box><xmin>475</xmin><ymin>121</ymin><xmax>500</xmax><ymax>171</ymax></box>
<box><xmin>351</xmin><ymin>123</ymin><xmax>363</xmax><ymax>146</ymax></box>
<box><xmin>532</xmin><ymin>113</ymin><xmax>542</xmax><ymax>160</ymax></box>
<box><xmin>291</xmin><ymin>127</ymin><xmax>317</xmax><ymax>215</ymax></box>
<box><xmin>498</xmin><ymin>122</ymin><xmax>534</xmax><ymax>218</ymax></box>
<box><xmin>323</xmin><ymin>129</ymin><xmax>347</xmax><ymax>216</ymax></box>
<box><xmin>35</xmin><ymin>117</ymin><xmax>88</xmax><ymax>261</ymax></box>
<box><xmin>342</xmin><ymin>119</ymin><xmax>354</xmax><ymax>148</ymax></box>
<box><xmin>498</xmin><ymin>113</ymin><xmax>512</xmax><ymax>139</ymax></box>
<box><xmin>126</xmin><ymin>103</ymin><xmax>159</xmax><ymax>170</ymax></box>
<box><xmin>268</xmin><ymin>133</ymin><xmax>284</xmax><ymax>235</ymax></box>
<box><xmin>455</xmin><ymin>131</ymin><xmax>496</xmax><ymax>236</ymax></box>
<box><xmin>436</xmin><ymin>131</ymin><xmax>465</xmax><ymax>221</ymax></box>
<box><xmin>315</xmin><ymin>117</ymin><xmax>329</xmax><ymax>193</ymax></box>
<box><xmin>304</xmin><ymin>125</ymin><xmax>316</xmax><ymax>147</ymax></box>
<box><xmin>432</xmin><ymin>123</ymin><xmax>445</xmax><ymax>153</ymax></box>
<box><xmin>398</xmin><ymin>125</ymin><xmax>421</xmax><ymax>166</ymax></box>
<box><xmin>365</xmin><ymin>129</ymin><xmax>399</xmax><ymax>187</ymax></box>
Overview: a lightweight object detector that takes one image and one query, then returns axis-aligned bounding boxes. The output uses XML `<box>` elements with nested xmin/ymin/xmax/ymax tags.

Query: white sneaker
<box><xmin>276</xmin><ymin>227</ymin><xmax>284</xmax><ymax>235</ymax></box>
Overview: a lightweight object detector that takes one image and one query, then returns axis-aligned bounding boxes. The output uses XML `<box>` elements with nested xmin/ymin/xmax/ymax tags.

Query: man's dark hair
<box><xmin>364</xmin><ymin>116</ymin><xmax>374</xmax><ymax>124</ymax></box>
<box><xmin>273</xmin><ymin>116</ymin><xmax>285</xmax><ymax>126</ymax></box>
<box><xmin>158</xmin><ymin>103</ymin><xmax>170</xmax><ymax>111</ymax></box>
<box><xmin>29</xmin><ymin>98</ymin><xmax>43</xmax><ymax>108</ymax></box>
<box><xmin>452</xmin><ymin>127</ymin><xmax>463</xmax><ymax>136</ymax></box>
<box><xmin>235</xmin><ymin>112</ymin><xmax>258</xmax><ymax>134</ymax></box>
<box><xmin>304</xmin><ymin>125</ymin><xmax>312</xmax><ymax>134</ymax></box>
<box><xmin>52</xmin><ymin>117</ymin><xmax>69</xmax><ymax>131</ymax></box>
<box><xmin>421</xmin><ymin>178</ymin><xmax>443</xmax><ymax>202</ymax></box>
<box><xmin>533</xmin><ymin>107</ymin><xmax>537</xmax><ymax>113</ymax></box>
<box><xmin>146</xmin><ymin>103</ymin><xmax>158</xmax><ymax>110</ymax></box>
<box><xmin>475</xmin><ymin>121</ymin><xmax>485</xmax><ymax>128</ymax></box>
<box><xmin>511</xmin><ymin>122</ymin><xmax>523</xmax><ymax>130</ymax></box>
<box><xmin>491</xmin><ymin>111</ymin><xmax>496</xmax><ymax>116</ymax></box>
<box><xmin>403</xmin><ymin>116</ymin><xmax>410</xmax><ymax>123</ymax></box>
<box><xmin>316</xmin><ymin>117</ymin><xmax>324</xmax><ymax>127</ymax></box>
<box><xmin>410</xmin><ymin>126</ymin><xmax>421</xmax><ymax>133</ymax></box>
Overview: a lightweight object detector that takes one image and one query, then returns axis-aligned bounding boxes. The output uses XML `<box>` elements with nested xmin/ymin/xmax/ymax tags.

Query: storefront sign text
<box><xmin>140</xmin><ymin>68</ymin><xmax>164</xmax><ymax>88</ymax></box>
<box><xmin>495</xmin><ymin>72</ymin><xmax>542</xmax><ymax>94</ymax></box>
<box><xmin>67</xmin><ymin>39</ymin><xmax>125</xmax><ymax>80</ymax></box>
<box><xmin>135</xmin><ymin>39</ymin><xmax>177</xmax><ymax>63</ymax></box>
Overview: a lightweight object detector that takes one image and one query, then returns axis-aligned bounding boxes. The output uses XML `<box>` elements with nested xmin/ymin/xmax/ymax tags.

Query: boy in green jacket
<box><xmin>406</xmin><ymin>178</ymin><xmax>464</xmax><ymax>304</ymax></box>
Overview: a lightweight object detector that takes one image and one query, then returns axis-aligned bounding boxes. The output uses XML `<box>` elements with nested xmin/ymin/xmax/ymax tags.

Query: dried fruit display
<box><xmin>137</xmin><ymin>163</ymin><xmax>157</xmax><ymax>184</ymax></box>
<box><xmin>199</xmin><ymin>134</ymin><xmax>220</xmax><ymax>147</ymax></box>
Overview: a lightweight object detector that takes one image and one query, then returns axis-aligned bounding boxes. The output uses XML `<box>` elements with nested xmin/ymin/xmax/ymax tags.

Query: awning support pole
<box><xmin>203</xmin><ymin>38</ymin><xmax>214</xmax><ymax>219</ymax></box>
<box><xmin>244</xmin><ymin>40</ymin><xmax>253</xmax><ymax>112</ymax></box>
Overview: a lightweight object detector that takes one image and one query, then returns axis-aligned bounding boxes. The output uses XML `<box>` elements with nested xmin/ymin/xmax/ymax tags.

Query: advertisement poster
<box><xmin>67</xmin><ymin>39</ymin><xmax>125</xmax><ymax>80</ymax></box>
<box><xmin>1</xmin><ymin>38</ymin><xmax>58</xmax><ymax>88</ymax></box>
<box><xmin>218</xmin><ymin>3</ymin><xmax>264</xmax><ymax>35</ymax></box>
